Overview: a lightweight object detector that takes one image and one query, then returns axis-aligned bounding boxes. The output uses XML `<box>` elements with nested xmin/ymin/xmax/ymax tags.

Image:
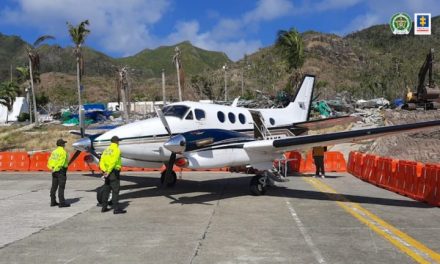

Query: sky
<box><xmin>0</xmin><ymin>0</ymin><xmax>439</xmax><ymax>61</ymax></box>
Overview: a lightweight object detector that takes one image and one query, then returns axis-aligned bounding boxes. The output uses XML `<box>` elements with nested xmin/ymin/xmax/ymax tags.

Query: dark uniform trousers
<box><xmin>50</xmin><ymin>168</ymin><xmax>67</xmax><ymax>204</ymax></box>
<box><xmin>102</xmin><ymin>169</ymin><xmax>120</xmax><ymax>210</ymax></box>
<box><xmin>313</xmin><ymin>156</ymin><xmax>325</xmax><ymax>176</ymax></box>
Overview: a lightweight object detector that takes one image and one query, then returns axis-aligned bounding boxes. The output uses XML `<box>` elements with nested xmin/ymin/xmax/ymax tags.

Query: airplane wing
<box><xmin>292</xmin><ymin>115</ymin><xmax>360</xmax><ymax>131</ymax></box>
<box><xmin>243</xmin><ymin>119</ymin><xmax>440</xmax><ymax>154</ymax></box>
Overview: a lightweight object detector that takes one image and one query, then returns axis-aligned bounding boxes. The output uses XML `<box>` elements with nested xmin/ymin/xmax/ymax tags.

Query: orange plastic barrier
<box><xmin>29</xmin><ymin>152</ymin><xmax>51</xmax><ymax>171</ymax></box>
<box><xmin>360</xmin><ymin>154</ymin><xmax>377</xmax><ymax>181</ymax></box>
<box><xmin>352</xmin><ymin>152</ymin><xmax>365</xmax><ymax>177</ymax></box>
<box><xmin>347</xmin><ymin>151</ymin><xmax>356</xmax><ymax>174</ymax></box>
<box><xmin>299</xmin><ymin>151</ymin><xmax>347</xmax><ymax>173</ymax></box>
<box><xmin>325</xmin><ymin>152</ymin><xmax>347</xmax><ymax>172</ymax></box>
<box><xmin>375</xmin><ymin>157</ymin><xmax>395</xmax><ymax>189</ymax></box>
<box><xmin>68</xmin><ymin>152</ymin><xmax>98</xmax><ymax>172</ymax></box>
<box><xmin>274</xmin><ymin>151</ymin><xmax>302</xmax><ymax>174</ymax></box>
<box><xmin>413</xmin><ymin>164</ymin><xmax>429</xmax><ymax>201</ymax></box>
<box><xmin>284</xmin><ymin>151</ymin><xmax>302</xmax><ymax>172</ymax></box>
<box><xmin>0</xmin><ymin>152</ymin><xmax>9</xmax><ymax>171</ymax></box>
<box><xmin>394</xmin><ymin>160</ymin><xmax>418</xmax><ymax>197</ymax></box>
<box><xmin>0</xmin><ymin>152</ymin><xmax>30</xmax><ymax>171</ymax></box>
<box><xmin>299</xmin><ymin>151</ymin><xmax>314</xmax><ymax>172</ymax></box>
<box><xmin>422</xmin><ymin>164</ymin><xmax>440</xmax><ymax>206</ymax></box>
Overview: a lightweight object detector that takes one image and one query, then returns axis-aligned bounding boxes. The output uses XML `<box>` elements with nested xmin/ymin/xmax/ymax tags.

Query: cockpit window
<box><xmin>195</xmin><ymin>109</ymin><xmax>205</xmax><ymax>120</ymax></box>
<box><xmin>185</xmin><ymin>111</ymin><xmax>193</xmax><ymax>120</ymax></box>
<box><xmin>162</xmin><ymin>105</ymin><xmax>190</xmax><ymax>119</ymax></box>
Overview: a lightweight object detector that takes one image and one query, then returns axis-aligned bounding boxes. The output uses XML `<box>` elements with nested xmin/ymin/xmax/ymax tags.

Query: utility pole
<box><xmin>162</xmin><ymin>69</ymin><xmax>166</xmax><ymax>104</ymax></box>
<box><xmin>223</xmin><ymin>64</ymin><xmax>228</xmax><ymax>101</ymax></box>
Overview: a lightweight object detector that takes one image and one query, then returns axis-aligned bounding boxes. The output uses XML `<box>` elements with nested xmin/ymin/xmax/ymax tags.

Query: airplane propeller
<box><xmin>69</xmin><ymin>109</ymin><xmax>101</xmax><ymax>165</ymax></box>
<box><xmin>155</xmin><ymin>107</ymin><xmax>179</xmax><ymax>186</ymax></box>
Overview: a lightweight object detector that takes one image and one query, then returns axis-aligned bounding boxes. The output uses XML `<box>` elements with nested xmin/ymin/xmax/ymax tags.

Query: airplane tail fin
<box><xmin>285</xmin><ymin>75</ymin><xmax>315</xmax><ymax>122</ymax></box>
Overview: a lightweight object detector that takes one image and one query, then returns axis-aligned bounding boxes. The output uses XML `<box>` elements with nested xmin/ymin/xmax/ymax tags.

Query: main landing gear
<box><xmin>249</xmin><ymin>170</ymin><xmax>288</xmax><ymax>196</ymax></box>
<box><xmin>160</xmin><ymin>170</ymin><xmax>177</xmax><ymax>187</ymax></box>
<box><xmin>249</xmin><ymin>174</ymin><xmax>268</xmax><ymax>196</ymax></box>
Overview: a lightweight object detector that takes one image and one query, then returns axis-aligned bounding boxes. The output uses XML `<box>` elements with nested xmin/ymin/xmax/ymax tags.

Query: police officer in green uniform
<box><xmin>99</xmin><ymin>136</ymin><xmax>126</xmax><ymax>214</ymax></box>
<box><xmin>47</xmin><ymin>139</ymin><xmax>70</xmax><ymax>207</ymax></box>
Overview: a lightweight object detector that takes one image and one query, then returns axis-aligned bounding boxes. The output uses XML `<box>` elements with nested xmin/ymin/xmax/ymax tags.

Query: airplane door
<box><xmin>194</xmin><ymin>108</ymin><xmax>206</xmax><ymax>129</ymax></box>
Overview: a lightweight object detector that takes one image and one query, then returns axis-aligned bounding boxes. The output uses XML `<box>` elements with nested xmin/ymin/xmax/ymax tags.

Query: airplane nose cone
<box><xmin>72</xmin><ymin>137</ymin><xmax>92</xmax><ymax>152</ymax></box>
<box><xmin>164</xmin><ymin>135</ymin><xmax>186</xmax><ymax>153</ymax></box>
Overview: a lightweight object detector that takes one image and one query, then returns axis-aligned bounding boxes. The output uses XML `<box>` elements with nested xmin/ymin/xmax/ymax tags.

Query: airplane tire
<box><xmin>160</xmin><ymin>170</ymin><xmax>177</xmax><ymax>187</ymax></box>
<box><xmin>249</xmin><ymin>175</ymin><xmax>267</xmax><ymax>196</ymax></box>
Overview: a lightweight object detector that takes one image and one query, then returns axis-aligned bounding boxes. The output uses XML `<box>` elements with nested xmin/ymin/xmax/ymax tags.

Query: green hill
<box><xmin>0</xmin><ymin>16</ymin><xmax>439</xmax><ymax>104</ymax></box>
<box><xmin>117</xmin><ymin>41</ymin><xmax>231</xmax><ymax>78</ymax></box>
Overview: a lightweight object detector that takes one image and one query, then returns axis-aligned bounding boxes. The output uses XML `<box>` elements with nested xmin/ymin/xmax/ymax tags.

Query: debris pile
<box><xmin>361</xmin><ymin>109</ymin><xmax>440</xmax><ymax>163</ymax></box>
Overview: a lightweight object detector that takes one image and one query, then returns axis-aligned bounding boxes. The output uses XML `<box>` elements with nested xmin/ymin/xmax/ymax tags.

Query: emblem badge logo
<box><xmin>390</xmin><ymin>13</ymin><xmax>412</xmax><ymax>35</ymax></box>
<box><xmin>414</xmin><ymin>13</ymin><xmax>431</xmax><ymax>35</ymax></box>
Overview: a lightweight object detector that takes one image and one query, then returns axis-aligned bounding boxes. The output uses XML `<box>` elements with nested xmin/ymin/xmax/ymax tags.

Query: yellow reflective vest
<box><xmin>47</xmin><ymin>147</ymin><xmax>69</xmax><ymax>172</ymax></box>
<box><xmin>99</xmin><ymin>143</ymin><xmax>122</xmax><ymax>173</ymax></box>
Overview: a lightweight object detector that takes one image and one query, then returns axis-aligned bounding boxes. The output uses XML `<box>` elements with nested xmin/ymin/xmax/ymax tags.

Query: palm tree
<box><xmin>116</xmin><ymin>66</ymin><xmax>129</xmax><ymax>122</ymax></box>
<box><xmin>172</xmin><ymin>46</ymin><xmax>184</xmax><ymax>101</ymax></box>
<box><xmin>67</xmin><ymin>19</ymin><xmax>90</xmax><ymax>136</ymax></box>
<box><xmin>16</xmin><ymin>66</ymin><xmax>33</xmax><ymax>123</ymax></box>
<box><xmin>26</xmin><ymin>35</ymin><xmax>54</xmax><ymax>126</ymax></box>
<box><xmin>0</xmin><ymin>81</ymin><xmax>20</xmax><ymax>123</ymax></box>
<box><xmin>275</xmin><ymin>28</ymin><xmax>304</xmax><ymax>71</ymax></box>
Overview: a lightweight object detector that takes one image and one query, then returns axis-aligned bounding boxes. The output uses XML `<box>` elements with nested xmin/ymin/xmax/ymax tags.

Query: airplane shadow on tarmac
<box><xmin>79</xmin><ymin>173</ymin><xmax>434</xmax><ymax>209</ymax></box>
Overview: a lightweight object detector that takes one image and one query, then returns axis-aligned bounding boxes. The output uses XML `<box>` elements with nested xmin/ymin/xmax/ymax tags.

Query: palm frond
<box><xmin>33</xmin><ymin>35</ymin><xmax>55</xmax><ymax>47</ymax></box>
<box><xmin>67</xmin><ymin>20</ymin><xmax>90</xmax><ymax>46</ymax></box>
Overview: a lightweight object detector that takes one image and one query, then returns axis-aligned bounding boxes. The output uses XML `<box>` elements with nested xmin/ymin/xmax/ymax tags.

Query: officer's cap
<box><xmin>111</xmin><ymin>136</ymin><xmax>120</xmax><ymax>143</ymax></box>
<box><xmin>56</xmin><ymin>139</ymin><xmax>67</xmax><ymax>146</ymax></box>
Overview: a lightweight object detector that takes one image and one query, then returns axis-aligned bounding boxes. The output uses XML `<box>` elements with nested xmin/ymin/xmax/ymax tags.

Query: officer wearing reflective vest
<box><xmin>47</xmin><ymin>139</ymin><xmax>70</xmax><ymax>207</ymax></box>
<box><xmin>99</xmin><ymin>136</ymin><xmax>126</xmax><ymax>214</ymax></box>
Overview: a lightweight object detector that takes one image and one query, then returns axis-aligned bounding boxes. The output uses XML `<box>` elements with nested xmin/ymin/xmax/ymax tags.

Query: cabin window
<box><xmin>162</xmin><ymin>105</ymin><xmax>189</xmax><ymax>119</ymax></box>
<box><xmin>269</xmin><ymin>118</ymin><xmax>275</xmax><ymax>125</ymax></box>
<box><xmin>228</xmin><ymin>112</ymin><xmax>236</xmax><ymax>123</ymax></box>
<box><xmin>185</xmin><ymin>111</ymin><xmax>193</xmax><ymax>120</ymax></box>
<box><xmin>238</xmin><ymin>113</ymin><xmax>246</xmax><ymax>124</ymax></box>
<box><xmin>195</xmin><ymin>109</ymin><xmax>206</xmax><ymax>120</ymax></box>
<box><xmin>217</xmin><ymin>111</ymin><xmax>225</xmax><ymax>123</ymax></box>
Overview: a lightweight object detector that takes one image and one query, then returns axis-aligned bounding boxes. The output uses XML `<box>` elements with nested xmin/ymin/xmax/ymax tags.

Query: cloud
<box><xmin>166</xmin><ymin>20</ymin><xmax>262</xmax><ymax>61</ymax></box>
<box><xmin>0</xmin><ymin>0</ymin><xmax>284</xmax><ymax>60</ymax></box>
<box><xmin>165</xmin><ymin>0</ymin><xmax>293</xmax><ymax>60</ymax></box>
<box><xmin>244</xmin><ymin>0</ymin><xmax>294</xmax><ymax>23</ymax></box>
<box><xmin>0</xmin><ymin>0</ymin><xmax>170</xmax><ymax>56</ymax></box>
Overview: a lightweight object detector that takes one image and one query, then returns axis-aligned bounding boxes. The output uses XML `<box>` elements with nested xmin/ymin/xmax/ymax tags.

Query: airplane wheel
<box><xmin>249</xmin><ymin>175</ymin><xmax>267</xmax><ymax>196</ymax></box>
<box><xmin>160</xmin><ymin>170</ymin><xmax>177</xmax><ymax>187</ymax></box>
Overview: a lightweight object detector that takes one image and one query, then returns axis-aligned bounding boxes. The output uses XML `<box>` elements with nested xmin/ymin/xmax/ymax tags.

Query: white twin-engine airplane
<box><xmin>73</xmin><ymin>75</ymin><xmax>315</xmax><ymax>171</ymax></box>
<box><xmin>71</xmin><ymin>73</ymin><xmax>440</xmax><ymax>195</ymax></box>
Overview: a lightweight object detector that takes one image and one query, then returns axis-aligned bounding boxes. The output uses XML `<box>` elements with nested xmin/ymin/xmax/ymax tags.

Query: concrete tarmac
<box><xmin>0</xmin><ymin>171</ymin><xmax>438</xmax><ymax>263</ymax></box>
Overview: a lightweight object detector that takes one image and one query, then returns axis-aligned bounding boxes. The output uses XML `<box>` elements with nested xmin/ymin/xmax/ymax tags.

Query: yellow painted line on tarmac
<box><xmin>304</xmin><ymin>177</ymin><xmax>440</xmax><ymax>264</ymax></box>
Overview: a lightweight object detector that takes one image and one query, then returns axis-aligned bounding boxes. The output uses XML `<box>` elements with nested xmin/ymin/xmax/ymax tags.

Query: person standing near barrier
<box><xmin>312</xmin><ymin>146</ymin><xmax>327</xmax><ymax>178</ymax></box>
<box><xmin>47</xmin><ymin>139</ymin><xmax>70</xmax><ymax>207</ymax></box>
<box><xmin>99</xmin><ymin>136</ymin><xmax>126</xmax><ymax>214</ymax></box>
